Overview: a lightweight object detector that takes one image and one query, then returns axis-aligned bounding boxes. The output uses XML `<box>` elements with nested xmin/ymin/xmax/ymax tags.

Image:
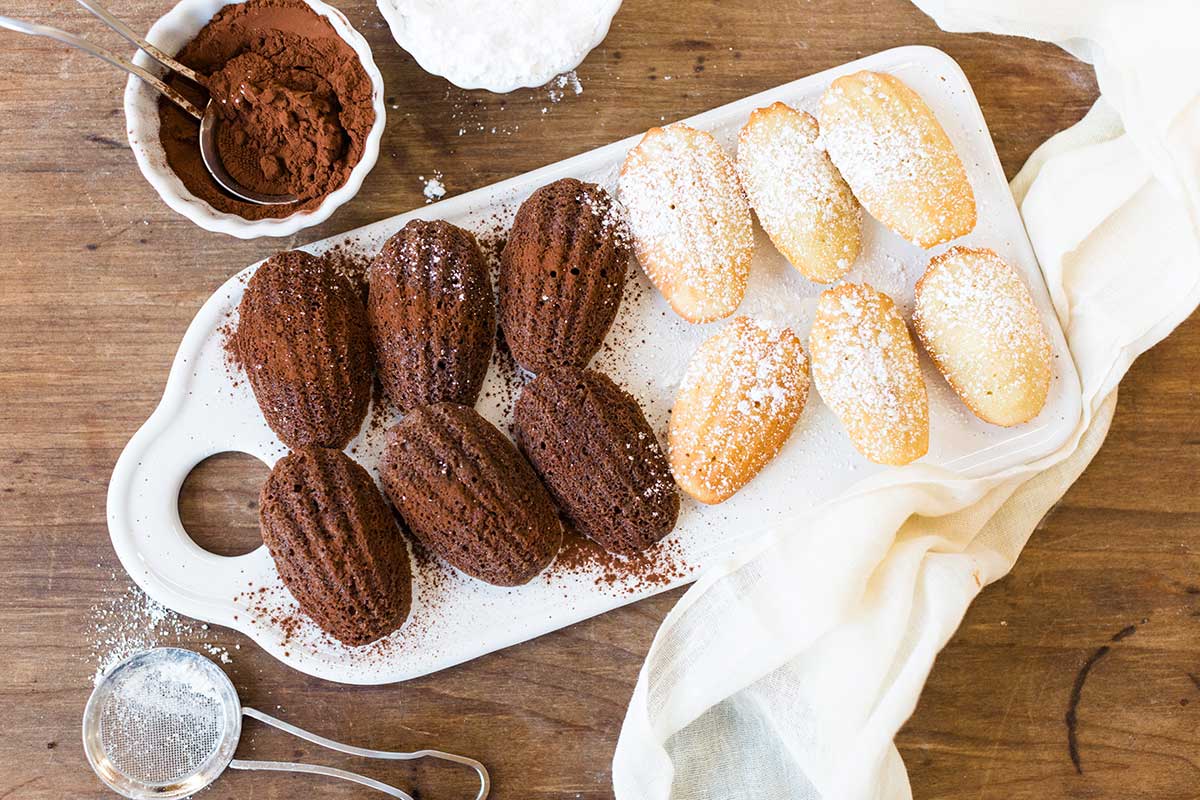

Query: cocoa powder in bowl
<box><xmin>158</xmin><ymin>0</ymin><xmax>375</xmax><ymax>220</ymax></box>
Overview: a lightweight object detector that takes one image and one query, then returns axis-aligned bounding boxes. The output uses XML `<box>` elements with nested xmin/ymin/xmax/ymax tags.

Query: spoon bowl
<box><xmin>198</xmin><ymin>103</ymin><xmax>298</xmax><ymax>206</ymax></box>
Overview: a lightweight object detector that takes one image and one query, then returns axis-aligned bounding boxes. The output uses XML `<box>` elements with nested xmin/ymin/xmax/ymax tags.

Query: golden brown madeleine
<box><xmin>499</xmin><ymin>178</ymin><xmax>629</xmax><ymax>374</ymax></box>
<box><xmin>236</xmin><ymin>250</ymin><xmax>372</xmax><ymax>449</ymax></box>
<box><xmin>669</xmin><ymin>317</ymin><xmax>811</xmax><ymax>504</ymax></box>
<box><xmin>914</xmin><ymin>247</ymin><xmax>1052</xmax><ymax>426</ymax></box>
<box><xmin>379</xmin><ymin>403</ymin><xmax>562</xmax><ymax>586</ymax></box>
<box><xmin>736</xmin><ymin>102</ymin><xmax>862</xmax><ymax>283</ymax></box>
<box><xmin>618</xmin><ymin>123</ymin><xmax>755</xmax><ymax>323</ymax></box>
<box><xmin>810</xmin><ymin>283</ymin><xmax>929</xmax><ymax>465</ymax></box>
<box><xmin>260</xmin><ymin>447</ymin><xmax>412</xmax><ymax>647</ymax></box>
<box><xmin>513</xmin><ymin>367</ymin><xmax>679</xmax><ymax>555</ymax></box>
<box><xmin>367</xmin><ymin>219</ymin><xmax>496</xmax><ymax>413</ymax></box>
<box><xmin>820</xmin><ymin>71</ymin><xmax>975</xmax><ymax>248</ymax></box>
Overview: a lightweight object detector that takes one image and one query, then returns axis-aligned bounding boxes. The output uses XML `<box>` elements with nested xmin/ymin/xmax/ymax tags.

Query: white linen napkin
<box><xmin>612</xmin><ymin>2</ymin><xmax>1200</xmax><ymax>797</ymax></box>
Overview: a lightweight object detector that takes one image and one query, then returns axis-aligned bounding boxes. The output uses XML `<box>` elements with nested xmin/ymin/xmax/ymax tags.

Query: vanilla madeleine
<box><xmin>670</xmin><ymin>316</ymin><xmax>810</xmax><ymax>503</ymax></box>
<box><xmin>619</xmin><ymin>123</ymin><xmax>755</xmax><ymax>323</ymax></box>
<box><xmin>914</xmin><ymin>247</ymin><xmax>1052</xmax><ymax>426</ymax></box>
<box><xmin>820</xmin><ymin>70</ymin><xmax>975</xmax><ymax>248</ymax></box>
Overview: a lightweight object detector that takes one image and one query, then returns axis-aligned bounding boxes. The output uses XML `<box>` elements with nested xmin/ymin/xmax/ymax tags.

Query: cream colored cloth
<box><xmin>612</xmin><ymin>2</ymin><xmax>1200</xmax><ymax>797</ymax></box>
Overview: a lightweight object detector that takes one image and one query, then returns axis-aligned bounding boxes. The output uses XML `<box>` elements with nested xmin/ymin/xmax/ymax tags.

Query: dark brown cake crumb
<box><xmin>236</xmin><ymin>250</ymin><xmax>372</xmax><ymax>449</ymax></box>
<box><xmin>367</xmin><ymin>220</ymin><xmax>496</xmax><ymax>413</ymax></box>
<box><xmin>379</xmin><ymin>403</ymin><xmax>562</xmax><ymax>587</ymax></box>
<box><xmin>499</xmin><ymin>178</ymin><xmax>630</xmax><ymax>374</ymax></box>
<box><xmin>259</xmin><ymin>447</ymin><xmax>412</xmax><ymax>647</ymax></box>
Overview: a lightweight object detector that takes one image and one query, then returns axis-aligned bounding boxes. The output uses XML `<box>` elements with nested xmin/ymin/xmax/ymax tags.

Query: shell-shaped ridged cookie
<box><xmin>669</xmin><ymin>317</ymin><xmax>811</xmax><ymax>504</ymax></box>
<box><xmin>236</xmin><ymin>250</ymin><xmax>372</xmax><ymax>450</ymax></box>
<box><xmin>513</xmin><ymin>367</ymin><xmax>679</xmax><ymax>555</ymax></box>
<box><xmin>820</xmin><ymin>71</ymin><xmax>975</xmax><ymax>248</ymax></box>
<box><xmin>379</xmin><ymin>403</ymin><xmax>562</xmax><ymax>586</ymax></box>
<box><xmin>367</xmin><ymin>219</ymin><xmax>496</xmax><ymax>413</ymax></box>
<box><xmin>618</xmin><ymin>123</ymin><xmax>755</xmax><ymax>323</ymax></box>
<box><xmin>737</xmin><ymin>102</ymin><xmax>862</xmax><ymax>283</ymax></box>
<box><xmin>259</xmin><ymin>447</ymin><xmax>413</xmax><ymax>647</ymax></box>
<box><xmin>914</xmin><ymin>247</ymin><xmax>1052</xmax><ymax>426</ymax></box>
<box><xmin>499</xmin><ymin>178</ymin><xmax>630</xmax><ymax>374</ymax></box>
<box><xmin>809</xmin><ymin>283</ymin><xmax>929</xmax><ymax>465</ymax></box>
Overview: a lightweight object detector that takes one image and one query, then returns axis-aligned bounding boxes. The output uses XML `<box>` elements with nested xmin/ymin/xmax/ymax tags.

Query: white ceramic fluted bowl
<box><xmin>375</xmin><ymin>0</ymin><xmax>623</xmax><ymax>93</ymax></box>
<box><xmin>123</xmin><ymin>0</ymin><xmax>386</xmax><ymax>239</ymax></box>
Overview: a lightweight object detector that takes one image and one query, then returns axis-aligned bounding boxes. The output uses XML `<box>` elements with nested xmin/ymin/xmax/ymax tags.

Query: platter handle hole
<box><xmin>178</xmin><ymin>452</ymin><xmax>270</xmax><ymax>557</ymax></box>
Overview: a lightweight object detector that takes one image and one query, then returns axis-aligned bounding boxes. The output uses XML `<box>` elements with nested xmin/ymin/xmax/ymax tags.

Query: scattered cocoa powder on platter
<box><xmin>546</xmin><ymin>527</ymin><xmax>690</xmax><ymax>595</ymax></box>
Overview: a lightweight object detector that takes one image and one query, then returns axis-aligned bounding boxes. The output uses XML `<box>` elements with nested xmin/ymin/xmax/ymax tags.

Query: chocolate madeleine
<box><xmin>368</xmin><ymin>219</ymin><xmax>496</xmax><ymax>412</ymax></box>
<box><xmin>514</xmin><ymin>367</ymin><xmax>679</xmax><ymax>555</ymax></box>
<box><xmin>379</xmin><ymin>403</ymin><xmax>562</xmax><ymax>586</ymax></box>
<box><xmin>260</xmin><ymin>447</ymin><xmax>412</xmax><ymax>647</ymax></box>
<box><xmin>499</xmin><ymin>178</ymin><xmax>629</xmax><ymax>374</ymax></box>
<box><xmin>236</xmin><ymin>250</ymin><xmax>372</xmax><ymax>449</ymax></box>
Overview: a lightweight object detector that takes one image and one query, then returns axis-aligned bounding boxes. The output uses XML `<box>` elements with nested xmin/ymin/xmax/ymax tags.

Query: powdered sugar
<box><xmin>548</xmin><ymin>70</ymin><xmax>584</xmax><ymax>102</ymax></box>
<box><xmin>671</xmin><ymin>317</ymin><xmax>811</xmax><ymax>502</ymax></box>
<box><xmin>913</xmin><ymin>247</ymin><xmax>1052</xmax><ymax>424</ymax></box>
<box><xmin>618</xmin><ymin>123</ymin><xmax>755</xmax><ymax>322</ymax></box>
<box><xmin>87</xmin><ymin>581</ymin><xmax>234</xmax><ymax>686</ymax></box>
<box><xmin>916</xmin><ymin>250</ymin><xmax>1045</xmax><ymax>358</ymax></box>
<box><xmin>820</xmin><ymin>71</ymin><xmax>975</xmax><ymax>248</ymax></box>
<box><xmin>420</xmin><ymin>172</ymin><xmax>446</xmax><ymax>202</ymax></box>
<box><xmin>579</xmin><ymin>185</ymin><xmax>633</xmax><ymax>249</ymax></box>
<box><xmin>90</xmin><ymin>651</ymin><xmax>233</xmax><ymax>790</ymax></box>
<box><xmin>809</xmin><ymin>283</ymin><xmax>928</xmax><ymax>464</ymax></box>
<box><xmin>737</xmin><ymin>102</ymin><xmax>862</xmax><ymax>282</ymax></box>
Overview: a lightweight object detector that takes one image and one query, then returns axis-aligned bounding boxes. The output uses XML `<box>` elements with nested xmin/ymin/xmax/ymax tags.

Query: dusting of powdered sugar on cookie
<box><xmin>618</xmin><ymin>123</ymin><xmax>755</xmax><ymax>322</ymax></box>
<box><xmin>670</xmin><ymin>317</ymin><xmax>811</xmax><ymax>503</ymax></box>
<box><xmin>913</xmin><ymin>247</ymin><xmax>1052</xmax><ymax>416</ymax></box>
<box><xmin>737</xmin><ymin>102</ymin><xmax>862</xmax><ymax>281</ymax></box>
<box><xmin>809</xmin><ymin>283</ymin><xmax>927</xmax><ymax>463</ymax></box>
<box><xmin>819</xmin><ymin>71</ymin><xmax>975</xmax><ymax>248</ymax></box>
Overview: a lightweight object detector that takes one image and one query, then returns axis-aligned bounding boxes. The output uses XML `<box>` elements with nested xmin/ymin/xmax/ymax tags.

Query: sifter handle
<box><xmin>234</xmin><ymin>707</ymin><xmax>491</xmax><ymax>800</ymax></box>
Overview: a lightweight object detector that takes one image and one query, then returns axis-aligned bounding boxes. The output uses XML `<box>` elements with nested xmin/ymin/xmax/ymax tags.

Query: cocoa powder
<box><xmin>158</xmin><ymin>0</ymin><xmax>375</xmax><ymax>220</ymax></box>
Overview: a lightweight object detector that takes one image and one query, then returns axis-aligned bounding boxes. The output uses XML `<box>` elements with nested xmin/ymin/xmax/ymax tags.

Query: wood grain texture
<box><xmin>0</xmin><ymin>0</ymin><xmax>1195</xmax><ymax>798</ymax></box>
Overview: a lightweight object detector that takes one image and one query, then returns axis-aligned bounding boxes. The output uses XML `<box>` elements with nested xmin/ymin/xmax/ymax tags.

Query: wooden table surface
<box><xmin>2</xmin><ymin>0</ymin><xmax>1197</xmax><ymax>797</ymax></box>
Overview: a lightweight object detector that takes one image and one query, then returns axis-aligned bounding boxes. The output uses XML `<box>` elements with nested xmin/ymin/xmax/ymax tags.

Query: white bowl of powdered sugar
<box><xmin>376</xmin><ymin>0</ymin><xmax>624</xmax><ymax>93</ymax></box>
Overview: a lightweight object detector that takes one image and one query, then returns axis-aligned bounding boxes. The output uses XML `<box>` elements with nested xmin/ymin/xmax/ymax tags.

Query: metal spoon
<box><xmin>0</xmin><ymin>0</ymin><xmax>298</xmax><ymax>206</ymax></box>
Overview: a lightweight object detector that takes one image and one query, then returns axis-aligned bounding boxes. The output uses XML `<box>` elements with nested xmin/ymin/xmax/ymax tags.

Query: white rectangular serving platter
<box><xmin>107</xmin><ymin>46</ymin><xmax>1081</xmax><ymax>684</ymax></box>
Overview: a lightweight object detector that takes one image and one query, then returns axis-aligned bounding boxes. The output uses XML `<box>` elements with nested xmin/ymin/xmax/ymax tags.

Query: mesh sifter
<box><xmin>82</xmin><ymin>648</ymin><xmax>490</xmax><ymax>799</ymax></box>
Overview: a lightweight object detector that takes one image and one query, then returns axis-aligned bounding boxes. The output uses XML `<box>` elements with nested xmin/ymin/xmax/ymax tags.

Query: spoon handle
<box><xmin>73</xmin><ymin>0</ymin><xmax>204</xmax><ymax>85</ymax></box>
<box><xmin>0</xmin><ymin>15</ymin><xmax>203</xmax><ymax>120</ymax></box>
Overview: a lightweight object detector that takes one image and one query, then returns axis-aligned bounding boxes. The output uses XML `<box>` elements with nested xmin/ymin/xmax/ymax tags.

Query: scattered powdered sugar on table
<box><xmin>87</xmin><ymin>581</ymin><xmax>234</xmax><ymax>686</ymax></box>
<box><xmin>420</xmin><ymin>171</ymin><xmax>446</xmax><ymax>202</ymax></box>
<box><xmin>444</xmin><ymin>70</ymin><xmax>585</xmax><ymax>136</ymax></box>
<box><xmin>547</xmin><ymin>70</ymin><xmax>584</xmax><ymax>103</ymax></box>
